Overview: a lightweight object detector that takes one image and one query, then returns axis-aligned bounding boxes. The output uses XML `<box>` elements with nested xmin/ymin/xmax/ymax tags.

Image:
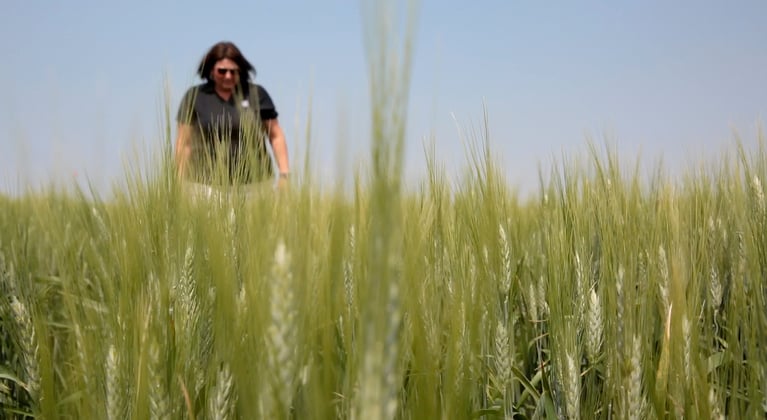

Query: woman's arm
<box><xmin>266</xmin><ymin>118</ymin><xmax>290</xmax><ymax>177</ymax></box>
<box><xmin>175</xmin><ymin>122</ymin><xmax>193</xmax><ymax>179</ymax></box>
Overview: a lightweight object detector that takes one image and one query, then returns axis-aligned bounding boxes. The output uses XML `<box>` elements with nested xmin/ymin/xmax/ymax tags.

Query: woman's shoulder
<box><xmin>247</xmin><ymin>83</ymin><xmax>276</xmax><ymax>100</ymax></box>
<box><xmin>177</xmin><ymin>83</ymin><xmax>209</xmax><ymax>121</ymax></box>
<box><xmin>247</xmin><ymin>82</ymin><xmax>270</xmax><ymax>94</ymax></box>
<box><xmin>178</xmin><ymin>83</ymin><xmax>215</xmax><ymax>110</ymax></box>
<box><xmin>183</xmin><ymin>82</ymin><xmax>213</xmax><ymax>95</ymax></box>
<box><xmin>246</xmin><ymin>83</ymin><xmax>278</xmax><ymax>117</ymax></box>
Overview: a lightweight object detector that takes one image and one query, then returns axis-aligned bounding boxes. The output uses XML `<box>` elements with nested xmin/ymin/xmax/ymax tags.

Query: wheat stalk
<box><xmin>683</xmin><ymin>314</ymin><xmax>692</xmax><ymax>384</ymax></box>
<box><xmin>209</xmin><ymin>363</ymin><xmax>235</xmax><ymax>420</ymax></box>
<box><xmin>498</xmin><ymin>224</ymin><xmax>511</xmax><ymax>297</ymax></box>
<box><xmin>355</xmin><ymin>265</ymin><xmax>403</xmax><ymax>420</ymax></box>
<box><xmin>624</xmin><ymin>335</ymin><xmax>645</xmax><ymax>420</ymax></box>
<box><xmin>10</xmin><ymin>296</ymin><xmax>39</xmax><ymax>402</ymax></box>
<box><xmin>148</xmin><ymin>338</ymin><xmax>170</xmax><ymax>420</ymax></box>
<box><xmin>751</xmin><ymin>175</ymin><xmax>765</xmax><ymax>217</ymax></box>
<box><xmin>565</xmin><ymin>352</ymin><xmax>580</xmax><ymax>419</ymax></box>
<box><xmin>709</xmin><ymin>387</ymin><xmax>724</xmax><ymax>420</ymax></box>
<box><xmin>344</xmin><ymin>224</ymin><xmax>356</xmax><ymax>315</ymax></box>
<box><xmin>494</xmin><ymin>320</ymin><xmax>511</xmax><ymax>396</ymax></box>
<box><xmin>267</xmin><ymin>240</ymin><xmax>297</xmax><ymax>414</ymax></box>
<box><xmin>537</xmin><ymin>275</ymin><xmax>549</xmax><ymax>318</ymax></box>
<box><xmin>585</xmin><ymin>287</ymin><xmax>603</xmax><ymax>364</ymax></box>
<box><xmin>657</xmin><ymin>245</ymin><xmax>669</xmax><ymax>309</ymax></box>
<box><xmin>105</xmin><ymin>344</ymin><xmax>123</xmax><ymax>420</ymax></box>
<box><xmin>574</xmin><ymin>252</ymin><xmax>585</xmax><ymax>323</ymax></box>
<box><xmin>452</xmin><ymin>300</ymin><xmax>467</xmax><ymax>401</ymax></box>
<box><xmin>526</xmin><ymin>281</ymin><xmax>539</xmax><ymax>323</ymax></box>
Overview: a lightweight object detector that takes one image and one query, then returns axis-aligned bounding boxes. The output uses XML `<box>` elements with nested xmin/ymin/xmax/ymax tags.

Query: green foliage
<box><xmin>2</xmin><ymin>121</ymin><xmax>766</xmax><ymax>420</ymax></box>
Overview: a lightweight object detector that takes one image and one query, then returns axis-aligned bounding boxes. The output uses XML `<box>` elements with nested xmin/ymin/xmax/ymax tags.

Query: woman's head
<box><xmin>197</xmin><ymin>41</ymin><xmax>255</xmax><ymax>91</ymax></box>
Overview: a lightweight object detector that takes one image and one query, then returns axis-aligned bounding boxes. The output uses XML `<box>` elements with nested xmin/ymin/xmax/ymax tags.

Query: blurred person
<box><xmin>174</xmin><ymin>41</ymin><xmax>290</xmax><ymax>202</ymax></box>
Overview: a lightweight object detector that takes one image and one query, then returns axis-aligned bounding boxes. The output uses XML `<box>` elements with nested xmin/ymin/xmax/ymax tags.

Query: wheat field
<box><xmin>2</xmin><ymin>2</ymin><xmax>767</xmax><ymax>418</ymax></box>
<box><xmin>2</xmin><ymin>126</ymin><xmax>766</xmax><ymax>419</ymax></box>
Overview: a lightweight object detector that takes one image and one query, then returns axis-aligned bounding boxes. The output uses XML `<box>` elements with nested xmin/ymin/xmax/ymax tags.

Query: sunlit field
<box><xmin>3</xmin><ymin>3</ymin><xmax>767</xmax><ymax>419</ymax></box>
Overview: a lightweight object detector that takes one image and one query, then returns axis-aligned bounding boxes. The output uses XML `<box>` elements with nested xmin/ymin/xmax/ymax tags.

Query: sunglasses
<box><xmin>216</xmin><ymin>68</ymin><xmax>239</xmax><ymax>75</ymax></box>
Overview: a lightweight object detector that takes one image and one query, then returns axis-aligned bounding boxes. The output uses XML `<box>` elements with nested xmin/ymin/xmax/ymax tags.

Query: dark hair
<box><xmin>197</xmin><ymin>41</ymin><xmax>256</xmax><ymax>87</ymax></box>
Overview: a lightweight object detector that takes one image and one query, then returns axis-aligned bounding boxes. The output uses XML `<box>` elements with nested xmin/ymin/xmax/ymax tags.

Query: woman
<box><xmin>174</xmin><ymin>41</ymin><xmax>289</xmax><ymax>198</ymax></box>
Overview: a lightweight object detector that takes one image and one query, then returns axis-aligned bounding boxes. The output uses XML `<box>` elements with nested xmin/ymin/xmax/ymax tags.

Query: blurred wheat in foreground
<box><xmin>1</xmin><ymin>129</ymin><xmax>766</xmax><ymax>419</ymax></box>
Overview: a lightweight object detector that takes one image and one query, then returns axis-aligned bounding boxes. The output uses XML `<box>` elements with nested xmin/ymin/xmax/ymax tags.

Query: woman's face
<box><xmin>211</xmin><ymin>58</ymin><xmax>240</xmax><ymax>91</ymax></box>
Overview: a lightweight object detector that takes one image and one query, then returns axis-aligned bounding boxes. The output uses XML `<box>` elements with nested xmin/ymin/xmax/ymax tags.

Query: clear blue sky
<box><xmin>1</xmin><ymin>1</ymin><xmax>765</xmax><ymax>197</ymax></box>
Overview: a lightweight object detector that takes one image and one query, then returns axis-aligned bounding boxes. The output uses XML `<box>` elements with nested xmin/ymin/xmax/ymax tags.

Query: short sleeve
<box><xmin>252</xmin><ymin>84</ymin><xmax>278</xmax><ymax>120</ymax></box>
<box><xmin>176</xmin><ymin>87</ymin><xmax>198</xmax><ymax>124</ymax></box>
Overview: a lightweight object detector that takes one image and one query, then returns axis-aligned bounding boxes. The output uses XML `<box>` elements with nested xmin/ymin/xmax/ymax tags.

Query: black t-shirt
<box><xmin>176</xmin><ymin>82</ymin><xmax>279</xmax><ymax>184</ymax></box>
